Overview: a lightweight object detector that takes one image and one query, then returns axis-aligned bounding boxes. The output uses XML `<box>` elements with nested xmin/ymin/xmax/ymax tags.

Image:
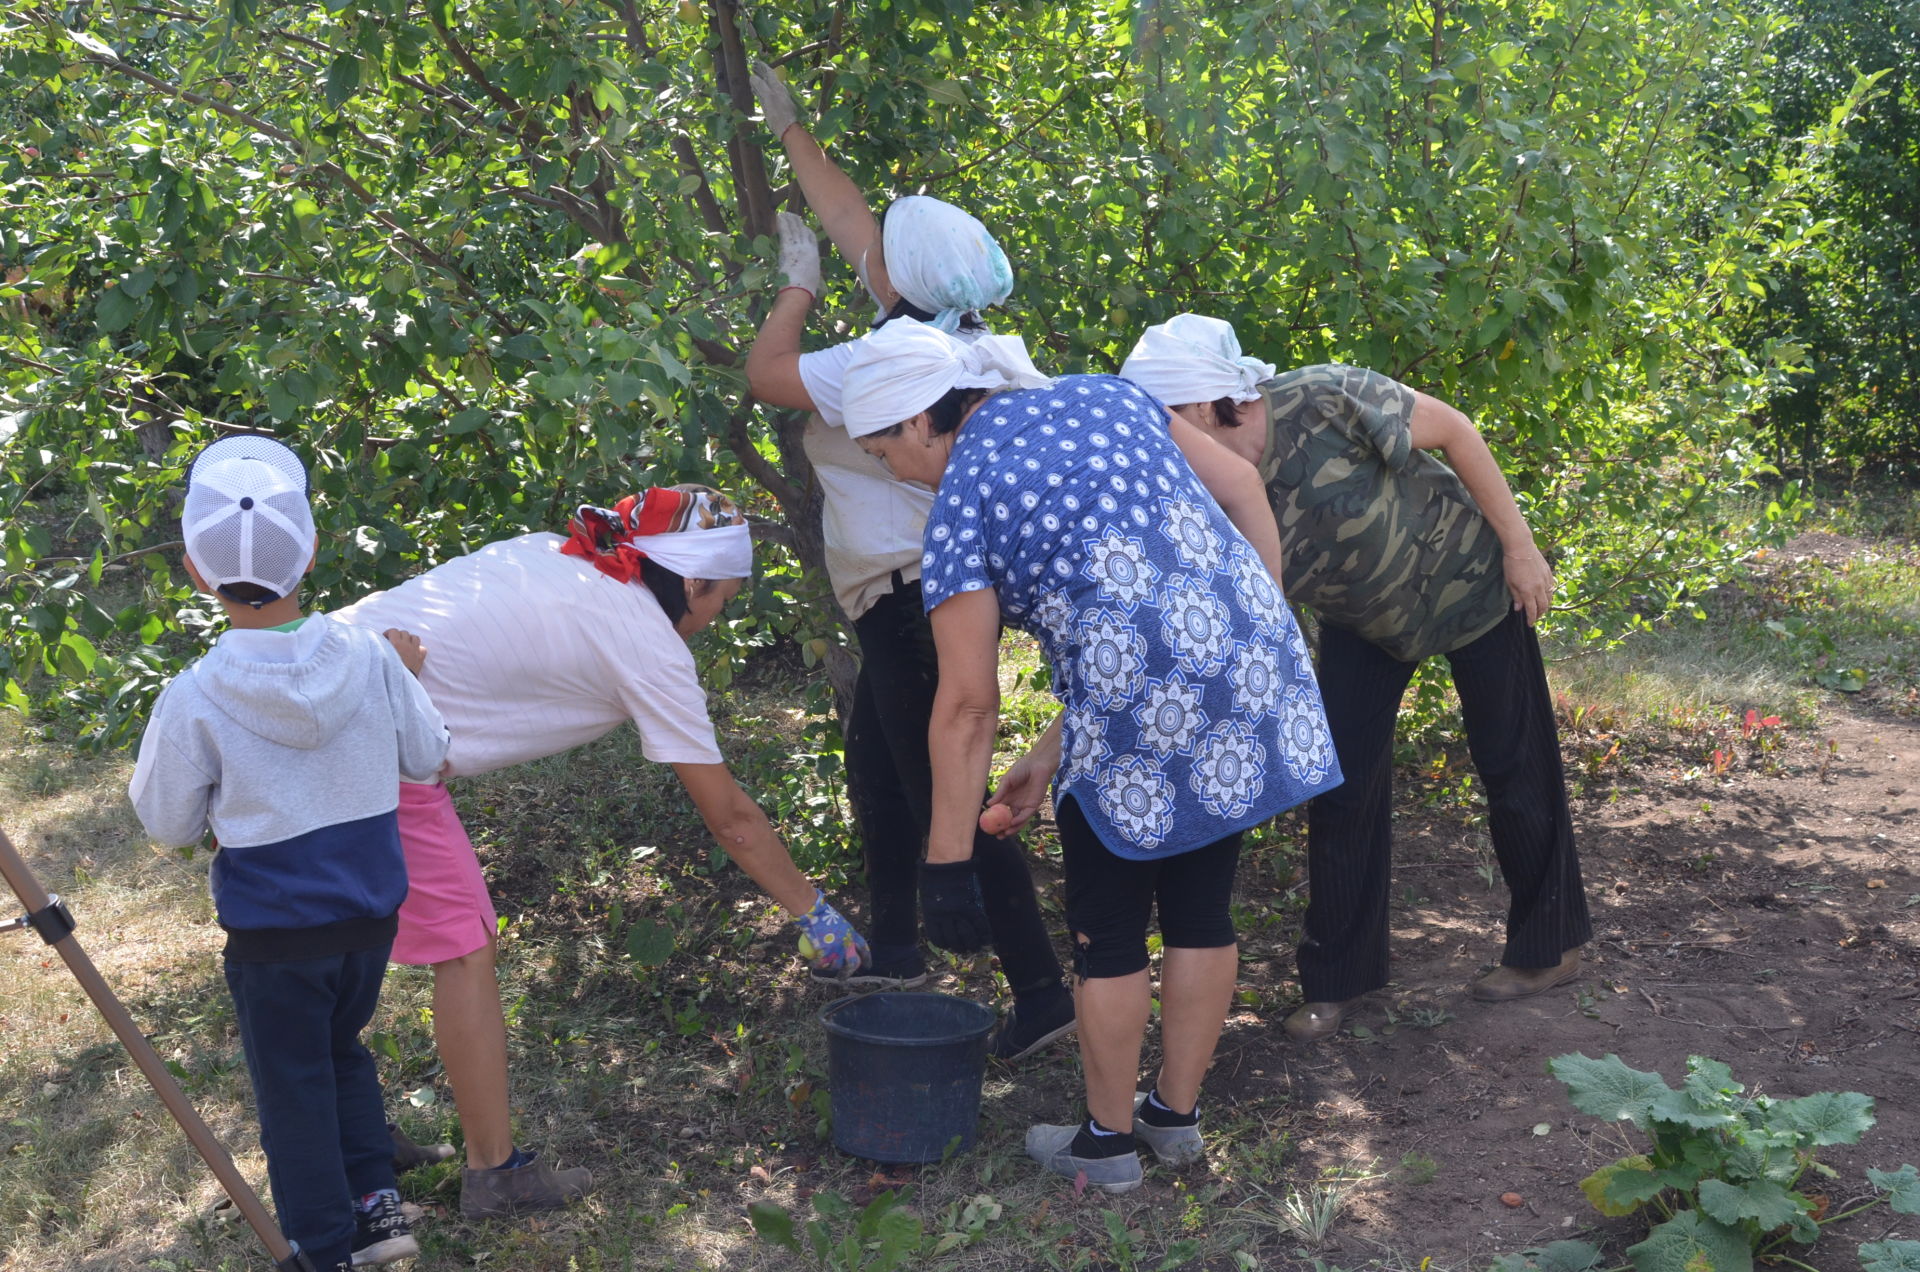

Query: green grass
<box><xmin>1543</xmin><ymin>483</ymin><xmax>1920</xmax><ymax>738</ymax></box>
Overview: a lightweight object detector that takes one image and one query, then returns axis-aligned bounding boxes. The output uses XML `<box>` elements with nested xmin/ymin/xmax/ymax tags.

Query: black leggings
<box><xmin>1057</xmin><ymin>795</ymin><xmax>1242</xmax><ymax>980</ymax></box>
<box><xmin>843</xmin><ymin>578</ymin><xmax>1066</xmax><ymax>1000</ymax></box>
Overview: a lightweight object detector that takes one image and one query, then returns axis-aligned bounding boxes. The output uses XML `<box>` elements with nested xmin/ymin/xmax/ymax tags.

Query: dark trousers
<box><xmin>224</xmin><ymin>944</ymin><xmax>397</xmax><ymax>1270</ymax></box>
<box><xmin>1297</xmin><ymin>609</ymin><xmax>1591</xmax><ymax>1002</ymax></box>
<box><xmin>845</xmin><ymin>578</ymin><xmax>1066</xmax><ymax>1000</ymax></box>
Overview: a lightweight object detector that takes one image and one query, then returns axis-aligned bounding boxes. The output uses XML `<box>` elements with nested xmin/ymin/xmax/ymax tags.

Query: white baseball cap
<box><xmin>181</xmin><ymin>435</ymin><xmax>316</xmax><ymax>607</ymax></box>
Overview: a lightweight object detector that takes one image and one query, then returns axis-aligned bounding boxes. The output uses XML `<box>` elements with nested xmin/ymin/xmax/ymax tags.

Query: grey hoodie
<box><xmin>128</xmin><ymin>613</ymin><xmax>449</xmax><ymax>851</ymax></box>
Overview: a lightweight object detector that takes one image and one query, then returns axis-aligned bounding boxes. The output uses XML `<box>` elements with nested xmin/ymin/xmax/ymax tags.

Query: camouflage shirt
<box><xmin>1256</xmin><ymin>364</ymin><xmax>1511</xmax><ymax>663</ymax></box>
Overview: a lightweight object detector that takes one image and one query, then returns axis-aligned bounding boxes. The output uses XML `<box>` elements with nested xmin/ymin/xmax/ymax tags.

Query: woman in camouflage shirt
<box><xmin>1120</xmin><ymin>315</ymin><xmax>1591</xmax><ymax>1043</ymax></box>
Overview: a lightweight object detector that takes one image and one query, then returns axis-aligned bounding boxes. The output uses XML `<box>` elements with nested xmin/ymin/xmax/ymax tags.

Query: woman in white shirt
<box><xmin>337</xmin><ymin>484</ymin><xmax>870</xmax><ymax>1221</ymax></box>
<box><xmin>741</xmin><ymin>63</ymin><xmax>1076</xmax><ymax>1063</ymax></box>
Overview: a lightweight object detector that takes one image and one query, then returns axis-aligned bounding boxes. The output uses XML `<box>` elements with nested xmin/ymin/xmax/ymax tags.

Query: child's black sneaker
<box><xmin>350</xmin><ymin>1189</ymin><xmax>419</xmax><ymax>1266</ymax></box>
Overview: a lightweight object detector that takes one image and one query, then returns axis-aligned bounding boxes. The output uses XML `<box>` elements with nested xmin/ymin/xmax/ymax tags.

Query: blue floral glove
<box><xmin>794</xmin><ymin>890</ymin><xmax>871</xmax><ymax>979</ymax></box>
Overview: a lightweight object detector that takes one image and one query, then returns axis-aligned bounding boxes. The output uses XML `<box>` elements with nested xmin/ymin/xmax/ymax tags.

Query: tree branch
<box><xmin>726</xmin><ymin>403</ymin><xmax>802</xmax><ymax>509</ymax></box>
<box><xmin>747</xmin><ymin>517</ymin><xmax>795</xmax><ymax>552</ymax></box>
<box><xmin>609</xmin><ymin>0</ymin><xmax>656</xmax><ymax>58</ymax></box>
<box><xmin>710</xmin><ymin>0</ymin><xmax>775</xmax><ymax>243</ymax></box>
<box><xmin>423</xmin><ymin>5</ymin><xmax>543</xmax><ymax>148</ymax></box>
<box><xmin>672</xmin><ymin>134</ymin><xmax>729</xmax><ymax>235</ymax></box>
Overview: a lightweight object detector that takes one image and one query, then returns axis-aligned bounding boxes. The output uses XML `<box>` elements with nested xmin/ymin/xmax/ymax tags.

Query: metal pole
<box><xmin>0</xmin><ymin>825</ymin><xmax>313</xmax><ymax>1270</ymax></box>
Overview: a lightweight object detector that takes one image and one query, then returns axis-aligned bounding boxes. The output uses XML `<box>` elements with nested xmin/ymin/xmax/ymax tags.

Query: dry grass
<box><xmin>0</xmin><ymin>647</ymin><xmax>1272</xmax><ymax>1272</ymax></box>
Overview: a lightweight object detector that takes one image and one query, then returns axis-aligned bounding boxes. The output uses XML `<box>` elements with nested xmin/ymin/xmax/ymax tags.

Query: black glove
<box><xmin>920</xmin><ymin>859</ymin><xmax>992</xmax><ymax>953</ymax></box>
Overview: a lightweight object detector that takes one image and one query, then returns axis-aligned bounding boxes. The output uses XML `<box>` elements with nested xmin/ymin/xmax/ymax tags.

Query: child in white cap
<box><xmin>127</xmin><ymin>435</ymin><xmax>451</xmax><ymax>1271</ymax></box>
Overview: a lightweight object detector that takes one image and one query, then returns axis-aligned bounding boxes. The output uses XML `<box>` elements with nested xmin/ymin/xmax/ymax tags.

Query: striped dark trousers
<box><xmin>1296</xmin><ymin>608</ymin><xmax>1591</xmax><ymax>1003</ymax></box>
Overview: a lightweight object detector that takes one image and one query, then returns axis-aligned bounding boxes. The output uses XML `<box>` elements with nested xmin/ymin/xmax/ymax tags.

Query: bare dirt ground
<box><xmin>1183</xmin><ymin>698</ymin><xmax>1920</xmax><ymax>1267</ymax></box>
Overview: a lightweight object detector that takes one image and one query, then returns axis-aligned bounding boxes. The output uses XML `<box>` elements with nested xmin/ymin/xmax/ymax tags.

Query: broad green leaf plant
<box><xmin>1501</xmin><ymin>1053</ymin><xmax>1920</xmax><ymax>1272</ymax></box>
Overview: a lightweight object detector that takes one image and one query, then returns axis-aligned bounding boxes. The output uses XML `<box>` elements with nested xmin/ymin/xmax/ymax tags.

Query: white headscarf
<box><xmin>881</xmin><ymin>196</ymin><xmax>1015</xmax><ymax>333</ymax></box>
<box><xmin>840</xmin><ymin>319</ymin><xmax>1053</xmax><ymax>438</ymax></box>
<box><xmin>1119</xmin><ymin>313</ymin><xmax>1277</xmax><ymax>407</ymax></box>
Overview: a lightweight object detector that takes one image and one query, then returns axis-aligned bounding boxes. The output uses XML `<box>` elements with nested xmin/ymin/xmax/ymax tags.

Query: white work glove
<box><xmin>750</xmin><ymin>60</ymin><xmax>802</xmax><ymax>139</ymax></box>
<box><xmin>776</xmin><ymin>211</ymin><xmax>822</xmax><ymax>299</ymax></box>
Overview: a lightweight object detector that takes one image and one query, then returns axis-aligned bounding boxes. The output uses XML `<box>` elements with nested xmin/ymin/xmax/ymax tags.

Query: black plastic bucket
<box><xmin>819</xmin><ymin>992</ymin><xmax>997</xmax><ymax>1163</ymax></box>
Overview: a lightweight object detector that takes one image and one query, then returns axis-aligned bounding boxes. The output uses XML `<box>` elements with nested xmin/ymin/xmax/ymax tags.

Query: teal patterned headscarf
<box><xmin>881</xmin><ymin>196</ymin><xmax>1015</xmax><ymax>333</ymax></box>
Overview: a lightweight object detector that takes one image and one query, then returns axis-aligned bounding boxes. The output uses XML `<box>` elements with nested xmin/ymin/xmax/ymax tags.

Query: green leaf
<box><xmin>590</xmin><ymin>78</ymin><xmax>626</xmax><ymax>114</ymax></box>
<box><xmin>55</xmin><ymin>633</ymin><xmax>99</xmax><ymax>677</ymax></box>
<box><xmin>573</xmin><ymin>148</ymin><xmax>601</xmax><ymax>189</ymax></box>
<box><xmin>1868</xmin><ymin>1164</ymin><xmax>1920</xmax><ymax>1214</ymax></box>
<box><xmin>1601</xmin><ymin>1167</ymin><xmax>1667</xmax><ymax>1210</ymax></box>
<box><xmin>1861</xmin><ymin>1241</ymin><xmax>1920</xmax><ymax>1272</ymax></box>
<box><xmin>1694</xmin><ymin>1177</ymin><xmax>1805</xmax><ymax>1230</ymax></box>
<box><xmin>865</xmin><ymin>1200</ymin><xmax>921</xmax><ymax>1268</ymax></box>
<box><xmin>1649</xmin><ymin>1087</ymin><xmax>1737</xmax><ymax>1129</ymax></box>
<box><xmin>1488</xmin><ymin>1241</ymin><xmax>1606</xmax><ymax>1272</ymax></box>
<box><xmin>65</xmin><ymin>27</ymin><xmax>116</xmax><ymax>58</ymax></box>
<box><xmin>1769</xmin><ymin>1090</ymin><xmax>1874</xmax><ymax>1145</ymax></box>
<box><xmin>747</xmin><ymin>1201</ymin><xmax>799</xmax><ymax>1253</ymax></box>
<box><xmin>1813</xmin><ymin>666</ymin><xmax>1868</xmax><ymax>692</ymax></box>
<box><xmin>96</xmin><ymin>286</ymin><xmax>137</xmax><ymax>333</ymax></box>
<box><xmin>1624</xmin><ymin>1211</ymin><xmax>1752</xmax><ymax>1272</ymax></box>
<box><xmin>326</xmin><ymin>53</ymin><xmax>362</xmax><ymax>107</ymax></box>
<box><xmin>266</xmin><ymin>381</ymin><xmax>300</xmax><ymax>422</ymax></box>
<box><xmin>604</xmin><ymin>372</ymin><xmax>646</xmax><ymax>408</ymax></box>
<box><xmin>624</xmin><ymin>918</ymin><xmax>673</xmax><ymax>966</ymax></box>
<box><xmin>1682</xmin><ymin>1056</ymin><xmax>1741</xmax><ymax>1102</ymax></box>
<box><xmin>1550</xmin><ymin>1053</ymin><xmax>1671</xmax><ymax>1126</ymax></box>
<box><xmin>926</xmin><ymin>78</ymin><xmax>969</xmax><ymax>106</ymax></box>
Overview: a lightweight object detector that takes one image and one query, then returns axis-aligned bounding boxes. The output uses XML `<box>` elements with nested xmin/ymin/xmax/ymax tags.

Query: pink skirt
<box><xmin>392</xmin><ymin>782</ymin><xmax>498</xmax><ymax>966</ymax></box>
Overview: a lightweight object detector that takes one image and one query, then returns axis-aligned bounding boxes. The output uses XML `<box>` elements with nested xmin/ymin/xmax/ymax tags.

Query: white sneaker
<box><xmin>1131</xmin><ymin>1091</ymin><xmax>1205</xmax><ymax>1166</ymax></box>
<box><xmin>1024</xmin><ymin>1123</ymin><xmax>1143</xmax><ymax>1193</ymax></box>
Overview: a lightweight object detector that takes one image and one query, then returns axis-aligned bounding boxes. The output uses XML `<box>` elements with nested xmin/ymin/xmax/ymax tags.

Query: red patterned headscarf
<box><xmin>561</xmin><ymin>485</ymin><xmax>753</xmax><ymax>584</ymax></box>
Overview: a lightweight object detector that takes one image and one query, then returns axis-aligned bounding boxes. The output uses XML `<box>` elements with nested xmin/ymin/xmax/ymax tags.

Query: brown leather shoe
<box><xmin>459</xmin><ymin>1149</ymin><xmax>593</xmax><ymax>1220</ymax></box>
<box><xmin>390</xmin><ymin>1122</ymin><xmax>455</xmax><ymax>1173</ymax></box>
<box><xmin>1471</xmin><ymin>948</ymin><xmax>1583</xmax><ymax>1002</ymax></box>
<box><xmin>1282</xmin><ymin>999</ymin><xmax>1355</xmax><ymax>1042</ymax></box>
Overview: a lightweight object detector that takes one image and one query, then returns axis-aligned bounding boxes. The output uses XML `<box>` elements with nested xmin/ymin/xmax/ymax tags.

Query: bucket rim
<box><xmin>818</xmin><ymin>990</ymin><xmax>997</xmax><ymax>1048</ymax></box>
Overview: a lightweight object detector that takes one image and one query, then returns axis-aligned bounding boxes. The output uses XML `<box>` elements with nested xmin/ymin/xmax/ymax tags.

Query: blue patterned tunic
<box><xmin>920</xmin><ymin>374</ymin><xmax>1342</xmax><ymax>860</ymax></box>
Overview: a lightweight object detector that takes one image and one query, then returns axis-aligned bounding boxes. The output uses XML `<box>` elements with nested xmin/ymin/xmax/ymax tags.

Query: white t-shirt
<box><xmin>798</xmin><ymin>338</ymin><xmax>937</xmax><ymax>620</ymax></box>
<box><xmin>335</xmin><ymin>533</ymin><xmax>724</xmax><ymax>778</ymax></box>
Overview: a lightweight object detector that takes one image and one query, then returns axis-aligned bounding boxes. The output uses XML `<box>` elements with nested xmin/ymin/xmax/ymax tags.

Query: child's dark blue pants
<box><xmin>224</xmin><ymin>943</ymin><xmax>397</xmax><ymax>1270</ymax></box>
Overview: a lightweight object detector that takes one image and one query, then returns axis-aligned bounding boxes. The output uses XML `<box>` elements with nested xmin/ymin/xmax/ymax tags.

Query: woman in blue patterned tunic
<box><xmin>838</xmin><ymin>320</ymin><xmax>1341</xmax><ymax>1192</ymax></box>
